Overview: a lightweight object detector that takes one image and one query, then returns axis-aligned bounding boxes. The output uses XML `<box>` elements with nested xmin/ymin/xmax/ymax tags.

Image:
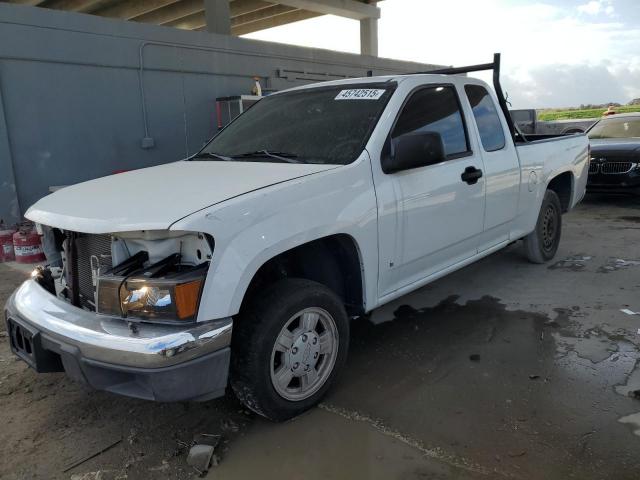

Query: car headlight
<box><xmin>96</xmin><ymin>274</ymin><xmax>204</xmax><ymax>322</ymax></box>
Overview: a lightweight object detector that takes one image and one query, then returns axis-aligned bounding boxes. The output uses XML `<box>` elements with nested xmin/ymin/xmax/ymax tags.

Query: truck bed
<box><xmin>501</xmin><ymin>132</ymin><xmax>590</xmax><ymax>244</ymax></box>
<box><xmin>517</xmin><ymin>132</ymin><xmax>585</xmax><ymax>143</ymax></box>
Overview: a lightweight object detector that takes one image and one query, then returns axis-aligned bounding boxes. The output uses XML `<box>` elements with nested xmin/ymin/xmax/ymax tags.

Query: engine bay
<box><xmin>35</xmin><ymin>228</ymin><xmax>213</xmax><ymax>323</ymax></box>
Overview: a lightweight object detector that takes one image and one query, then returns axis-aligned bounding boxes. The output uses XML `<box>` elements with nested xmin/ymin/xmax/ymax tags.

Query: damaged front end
<box><xmin>6</xmin><ymin>228</ymin><xmax>232</xmax><ymax>402</ymax></box>
<box><xmin>34</xmin><ymin>228</ymin><xmax>214</xmax><ymax>324</ymax></box>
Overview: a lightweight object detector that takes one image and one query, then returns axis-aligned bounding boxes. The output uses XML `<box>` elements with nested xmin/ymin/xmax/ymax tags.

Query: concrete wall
<box><xmin>0</xmin><ymin>3</ymin><xmax>441</xmax><ymax>224</ymax></box>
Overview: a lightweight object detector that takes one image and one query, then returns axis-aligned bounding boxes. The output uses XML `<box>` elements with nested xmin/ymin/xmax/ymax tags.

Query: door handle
<box><xmin>461</xmin><ymin>166</ymin><xmax>483</xmax><ymax>185</ymax></box>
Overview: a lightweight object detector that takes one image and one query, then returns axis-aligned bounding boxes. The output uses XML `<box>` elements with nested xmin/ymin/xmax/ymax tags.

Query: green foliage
<box><xmin>538</xmin><ymin>105</ymin><xmax>640</xmax><ymax>121</ymax></box>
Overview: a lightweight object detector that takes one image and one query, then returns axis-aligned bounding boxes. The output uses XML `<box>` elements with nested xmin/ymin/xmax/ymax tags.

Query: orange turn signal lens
<box><xmin>174</xmin><ymin>280</ymin><xmax>203</xmax><ymax>320</ymax></box>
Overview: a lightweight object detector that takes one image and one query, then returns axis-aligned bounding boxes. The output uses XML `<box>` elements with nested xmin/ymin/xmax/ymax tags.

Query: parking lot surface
<box><xmin>1</xmin><ymin>194</ymin><xmax>640</xmax><ymax>480</ymax></box>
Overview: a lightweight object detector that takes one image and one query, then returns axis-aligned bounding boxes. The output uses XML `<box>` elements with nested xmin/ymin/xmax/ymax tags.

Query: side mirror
<box><xmin>382</xmin><ymin>131</ymin><xmax>445</xmax><ymax>174</ymax></box>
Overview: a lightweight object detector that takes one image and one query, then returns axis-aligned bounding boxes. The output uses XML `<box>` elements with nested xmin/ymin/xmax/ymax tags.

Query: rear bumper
<box><xmin>4</xmin><ymin>280</ymin><xmax>232</xmax><ymax>401</ymax></box>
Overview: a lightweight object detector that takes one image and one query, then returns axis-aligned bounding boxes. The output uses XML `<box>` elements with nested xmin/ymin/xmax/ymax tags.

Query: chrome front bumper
<box><xmin>5</xmin><ymin>280</ymin><xmax>232</xmax><ymax>369</ymax></box>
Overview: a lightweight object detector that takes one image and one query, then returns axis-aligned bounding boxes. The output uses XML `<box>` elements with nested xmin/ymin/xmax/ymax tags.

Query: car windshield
<box><xmin>588</xmin><ymin>116</ymin><xmax>640</xmax><ymax>139</ymax></box>
<box><xmin>197</xmin><ymin>84</ymin><xmax>396</xmax><ymax>165</ymax></box>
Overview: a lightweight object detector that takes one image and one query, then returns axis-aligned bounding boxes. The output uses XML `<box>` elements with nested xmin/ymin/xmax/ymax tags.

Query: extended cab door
<box><xmin>463</xmin><ymin>84</ymin><xmax>520</xmax><ymax>250</ymax></box>
<box><xmin>371</xmin><ymin>82</ymin><xmax>486</xmax><ymax>298</ymax></box>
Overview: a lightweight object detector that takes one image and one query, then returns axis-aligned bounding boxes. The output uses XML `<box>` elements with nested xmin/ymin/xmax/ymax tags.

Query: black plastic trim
<box><xmin>404</xmin><ymin>53</ymin><xmax>521</xmax><ymax>143</ymax></box>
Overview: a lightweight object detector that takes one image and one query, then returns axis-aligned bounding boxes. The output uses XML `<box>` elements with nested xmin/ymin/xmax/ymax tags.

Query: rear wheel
<box><xmin>523</xmin><ymin>189</ymin><xmax>562</xmax><ymax>263</ymax></box>
<box><xmin>230</xmin><ymin>279</ymin><xmax>349</xmax><ymax>421</ymax></box>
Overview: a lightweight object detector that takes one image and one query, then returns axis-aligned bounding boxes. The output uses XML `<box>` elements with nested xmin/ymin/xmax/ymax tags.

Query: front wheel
<box><xmin>230</xmin><ymin>279</ymin><xmax>349</xmax><ymax>421</ymax></box>
<box><xmin>523</xmin><ymin>189</ymin><xmax>562</xmax><ymax>263</ymax></box>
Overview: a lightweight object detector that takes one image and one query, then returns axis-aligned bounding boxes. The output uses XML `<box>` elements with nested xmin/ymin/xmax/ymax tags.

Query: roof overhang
<box><xmin>12</xmin><ymin>0</ymin><xmax>381</xmax><ymax>35</ymax></box>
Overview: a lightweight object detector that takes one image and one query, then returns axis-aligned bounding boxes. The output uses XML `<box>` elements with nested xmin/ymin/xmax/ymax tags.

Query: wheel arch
<box><xmin>546</xmin><ymin>170</ymin><xmax>574</xmax><ymax>212</ymax></box>
<box><xmin>238</xmin><ymin>233</ymin><xmax>366</xmax><ymax>317</ymax></box>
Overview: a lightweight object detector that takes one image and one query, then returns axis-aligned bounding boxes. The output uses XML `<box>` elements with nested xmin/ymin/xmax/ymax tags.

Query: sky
<box><xmin>243</xmin><ymin>0</ymin><xmax>640</xmax><ymax>109</ymax></box>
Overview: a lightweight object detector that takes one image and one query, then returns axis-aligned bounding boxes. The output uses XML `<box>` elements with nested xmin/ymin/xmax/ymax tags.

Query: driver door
<box><xmin>372</xmin><ymin>83</ymin><xmax>486</xmax><ymax>298</ymax></box>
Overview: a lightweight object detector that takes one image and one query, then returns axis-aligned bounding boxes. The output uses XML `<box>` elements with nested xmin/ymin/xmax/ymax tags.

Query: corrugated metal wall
<box><xmin>0</xmin><ymin>3</ymin><xmax>440</xmax><ymax>224</ymax></box>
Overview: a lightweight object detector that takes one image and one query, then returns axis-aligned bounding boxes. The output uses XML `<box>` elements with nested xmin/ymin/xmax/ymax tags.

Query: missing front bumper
<box><xmin>5</xmin><ymin>279</ymin><xmax>233</xmax><ymax>401</ymax></box>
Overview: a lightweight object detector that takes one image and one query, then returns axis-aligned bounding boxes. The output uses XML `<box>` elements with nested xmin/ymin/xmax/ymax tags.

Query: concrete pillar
<box><xmin>360</xmin><ymin>16</ymin><xmax>378</xmax><ymax>56</ymax></box>
<box><xmin>204</xmin><ymin>0</ymin><xmax>231</xmax><ymax>35</ymax></box>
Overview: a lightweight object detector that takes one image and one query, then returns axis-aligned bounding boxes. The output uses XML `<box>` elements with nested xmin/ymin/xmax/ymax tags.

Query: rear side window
<box><xmin>465</xmin><ymin>85</ymin><xmax>506</xmax><ymax>152</ymax></box>
<box><xmin>392</xmin><ymin>86</ymin><xmax>469</xmax><ymax>158</ymax></box>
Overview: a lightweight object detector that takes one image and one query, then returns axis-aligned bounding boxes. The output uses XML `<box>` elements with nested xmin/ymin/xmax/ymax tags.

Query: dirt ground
<box><xmin>1</xmin><ymin>193</ymin><xmax>640</xmax><ymax>480</ymax></box>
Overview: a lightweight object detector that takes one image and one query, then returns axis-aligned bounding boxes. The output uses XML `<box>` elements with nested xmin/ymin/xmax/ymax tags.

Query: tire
<box><xmin>523</xmin><ymin>189</ymin><xmax>562</xmax><ymax>264</ymax></box>
<box><xmin>230</xmin><ymin>278</ymin><xmax>349</xmax><ymax>421</ymax></box>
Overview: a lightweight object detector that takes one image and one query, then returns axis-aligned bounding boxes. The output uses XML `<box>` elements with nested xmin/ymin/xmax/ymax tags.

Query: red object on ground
<box><xmin>13</xmin><ymin>229</ymin><xmax>45</xmax><ymax>264</ymax></box>
<box><xmin>0</xmin><ymin>227</ymin><xmax>16</xmax><ymax>262</ymax></box>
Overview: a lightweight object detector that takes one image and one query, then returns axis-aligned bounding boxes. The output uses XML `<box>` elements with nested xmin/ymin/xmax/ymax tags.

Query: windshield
<box><xmin>588</xmin><ymin>116</ymin><xmax>640</xmax><ymax>139</ymax></box>
<box><xmin>199</xmin><ymin>84</ymin><xmax>396</xmax><ymax>165</ymax></box>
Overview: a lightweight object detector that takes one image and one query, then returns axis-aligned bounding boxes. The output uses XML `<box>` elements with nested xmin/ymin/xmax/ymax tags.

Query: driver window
<box><xmin>392</xmin><ymin>86</ymin><xmax>470</xmax><ymax>158</ymax></box>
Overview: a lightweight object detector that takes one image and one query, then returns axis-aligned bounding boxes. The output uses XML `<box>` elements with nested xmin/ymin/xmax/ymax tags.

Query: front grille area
<box><xmin>67</xmin><ymin>234</ymin><xmax>113</xmax><ymax>308</ymax></box>
<box><xmin>589</xmin><ymin>162</ymin><xmax>599</xmax><ymax>174</ymax></box>
<box><xmin>600</xmin><ymin>162</ymin><xmax>634</xmax><ymax>174</ymax></box>
<box><xmin>8</xmin><ymin>320</ymin><xmax>33</xmax><ymax>358</ymax></box>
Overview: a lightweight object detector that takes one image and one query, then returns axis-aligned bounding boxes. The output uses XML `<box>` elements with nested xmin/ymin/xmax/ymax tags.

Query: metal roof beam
<box><xmin>165</xmin><ymin>5</ymin><xmax>298</xmax><ymax>31</ymax></box>
<box><xmin>232</xmin><ymin>4</ymin><xmax>296</xmax><ymax>26</ymax></box>
<box><xmin>229</xmin><ymin>0</ymin><xmax>276</xmax><ymax>18</ymax></box>
<box><xmin>162</xmin><ymin>0</ymin><xmax>297</xmax><ymax>32</ymax></box>
<box><xmin>5</xmin><ymin>0</ymin><xmax>46</xmax><ymax>6</ymax></box>
<box><xmin>276</xmin><ymin>0</ymin><xmax>379</xmax><ymax>20</ymax></box>
<box><xmin>45</xmin><ymin>0</ymin><xmax>109</xmax><ymax>13</ymax></box>
<box><xmin>165</xmin><ymin>10</ymin><xmax>206</xmax><ymax>29</ymax></box>
<box><xmin>131</xmin><ymin>0</ymin><xmax>203</xmax><ymax>24</ymax></box>
<box><xmin>95</xmin><ymin>0</ymin><xmax>180</xmax><ymax>19</ymax></box>
<box><xmin>169</xmin><ymin>7</ymin><xmax>321</xmax><ymax>33</ymax></box>
<box><xmin>232</xmin><ymin>8</ymin><xmax>321</xmax><ymax>34</ymax></box>
<box><xmin>131</xmin><ymin>0</ymin><xmax>275</xmax><ymax>25</ymax></box>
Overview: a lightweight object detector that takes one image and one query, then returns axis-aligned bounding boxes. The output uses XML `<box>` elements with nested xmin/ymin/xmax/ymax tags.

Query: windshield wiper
<box><xmin>234</xmin><ymin>150</ymin><xmax>301</xmax><ymax>164</ymax></box>
<box><xmin>191</xmin><ymin>151</ymin><xmax>234</xmax><ymax>161</ymax></box>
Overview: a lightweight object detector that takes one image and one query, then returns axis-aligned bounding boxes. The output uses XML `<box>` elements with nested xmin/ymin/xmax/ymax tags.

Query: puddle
<box><xmin>597</xmin><ymin>258</ymin><xmax>640</xmax><ymax>273</ymax></box>
<box><xmin>329</xmin><ymin>296</ymin><xmax>640</xmax><ymax>478</ymax></box>
<box><xmin>618</xmin><ymin>412</ymin><xmax>640</xmax><ymax>437</ymax></box>
<box><xmin>617</xmin><ymin>216</ymin><xmax>640</xmax><ymax>224</ymax></box>
<box><xmin>615</xmin><ymin>361</ymin><xmax>640</xmax><ymax>398</ymax></box>
<box><xmin>551</xmin><ymin>319</ymin><xmax>634</xmax><ymax>364</ymax></box>
<box><xmin>553</xmin><ymin>332</ymin><xmax>619</xmax><ymax>363</ymax></box>
<box><xmin>208</xmin><ymin>296</ymin><xmax>640</xmax><ymax>479</ymax></box>
<box><xmin>549</xmin><ymin>307</ymin><xmax>637</xmax><ymax>365</ymax></box>
<box><xmin>549</xmin><ymin>254</ymin><xmax>593</xmax><ymax>271</ymax></box>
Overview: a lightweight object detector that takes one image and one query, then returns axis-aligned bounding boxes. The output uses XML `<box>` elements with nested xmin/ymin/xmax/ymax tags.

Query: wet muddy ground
<box><xmin>1</xmin><ymin>193</ymin><xmax>640</xmax><ymax>479</ymax></box>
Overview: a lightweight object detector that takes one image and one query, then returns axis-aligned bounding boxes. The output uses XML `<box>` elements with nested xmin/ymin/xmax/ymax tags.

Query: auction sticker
<box><xmin>335</xmin><ymin>89</ymin><xmax>385</xmax><ymax>100</ymax></box>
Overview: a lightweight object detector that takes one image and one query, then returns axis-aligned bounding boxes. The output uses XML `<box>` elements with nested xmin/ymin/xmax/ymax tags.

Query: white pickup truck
<box><xmin>5</xmin><ymin>55</ymin><xmax>589</xmax><ymax>421</ymax></box>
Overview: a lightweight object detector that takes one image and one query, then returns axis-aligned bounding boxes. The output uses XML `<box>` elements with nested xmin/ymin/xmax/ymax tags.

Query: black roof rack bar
<box><xmin>410</xmin><ymin>61</ymin><xmax>495</xmax><ymax>76</ymax></box>
<box><xmin>490</xmin><ymin>54</ymin><xmax>518</xmax><ymax>142</ymax></box>
<box><xmin>405</xmin><ymin>53</ymin><xmax>520</xmax><ymax>142</ymax></box>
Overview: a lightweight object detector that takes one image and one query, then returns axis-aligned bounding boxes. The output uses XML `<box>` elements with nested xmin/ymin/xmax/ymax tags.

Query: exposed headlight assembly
<box><xmin>96</xmin><ymin>255</ymin><xmax>207</xmax><ymax>323</ymax></box>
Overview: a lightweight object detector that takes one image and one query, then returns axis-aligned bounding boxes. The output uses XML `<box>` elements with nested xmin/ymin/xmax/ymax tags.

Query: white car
<box><xmin>5</xmin><ymin>56</ymin><xmax>589</xmax><ymax>421</ymax></box>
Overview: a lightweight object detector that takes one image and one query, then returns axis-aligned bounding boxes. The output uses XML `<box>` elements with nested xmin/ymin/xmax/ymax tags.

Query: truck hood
<box><xmin>26</xmin><ymin>160</ymin><xmax>337</xmax><ymax>234</ymax></box>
